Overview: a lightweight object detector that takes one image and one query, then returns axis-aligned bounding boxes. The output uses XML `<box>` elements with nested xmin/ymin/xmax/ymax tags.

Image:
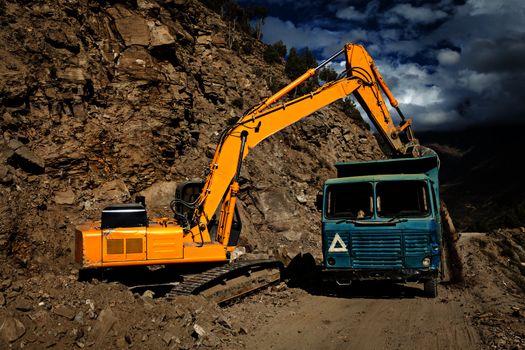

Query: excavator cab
<box><xmin>174</xmin><ymin>181</ymin><xmax>242</xmax><ymax>245</ymax></box>
<box><xmin>174</xmin><ymin>181</ymin><xmax>204</xmax><ymax>226</ymax></box>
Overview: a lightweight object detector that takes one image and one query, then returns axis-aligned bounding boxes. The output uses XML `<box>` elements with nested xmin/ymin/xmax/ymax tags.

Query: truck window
<box><xmin>376</xmin><ymin>180</ymin><xmax>429</xmax><ymax>217</ymax></box>
<box><xmin>326</xmin><ymin>183</ymin><xmax>373</xmax><ymax>219</ymax></box>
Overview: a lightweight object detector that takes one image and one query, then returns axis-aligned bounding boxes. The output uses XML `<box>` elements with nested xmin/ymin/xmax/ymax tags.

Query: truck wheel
<box><xmin>424</xmin><ymin>278</ymin><xmax>438</xmax><ymax>298</ymax></box>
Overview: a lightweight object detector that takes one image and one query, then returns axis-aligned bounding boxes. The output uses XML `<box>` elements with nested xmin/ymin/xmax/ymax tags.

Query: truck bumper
<box><xmin>322</xmin><ymin>268</ymin><xmax>438</xmax><ymax>283</ymax></box>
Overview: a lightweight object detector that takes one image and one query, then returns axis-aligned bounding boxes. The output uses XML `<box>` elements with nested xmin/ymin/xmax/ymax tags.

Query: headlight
<box><xmin>327</xmin><ymin>257</ymin><xmax>336</xmax><ymax>266</ymax></box>
<box><xmin>422</xmin><ymin>257</ymin><xmax>431</xmax><ymax>267</ymax></box>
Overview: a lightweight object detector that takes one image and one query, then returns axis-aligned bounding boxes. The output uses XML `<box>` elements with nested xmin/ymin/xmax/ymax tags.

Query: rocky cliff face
<box><xmin>0</xmin><ymin>0</ymin><xmax>383</xmax><ymax>266</ymax></box>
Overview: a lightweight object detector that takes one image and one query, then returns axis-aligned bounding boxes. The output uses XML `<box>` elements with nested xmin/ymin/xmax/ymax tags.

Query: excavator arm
<box><xmin>345</xmin><ymin>44</ymin><xmax>417</xmax><ymax>148</ymax></box>
<box><xmin>187</xmin><ymin>43</ymin><xmax>419</xmax><ymax>248</ymax></box>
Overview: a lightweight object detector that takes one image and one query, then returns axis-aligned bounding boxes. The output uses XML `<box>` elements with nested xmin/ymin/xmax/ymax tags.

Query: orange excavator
<box><xmin>75</xmin><ymin>43</ymin><xmax>420</xmax><ymax>301</ymax></box>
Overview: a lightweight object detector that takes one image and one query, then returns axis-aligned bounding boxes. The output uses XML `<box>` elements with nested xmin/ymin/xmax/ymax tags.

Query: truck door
<box><xmin>323</xmin><ymin>182</ymin><xmax>374</xmax><ymax>268</ymax></box>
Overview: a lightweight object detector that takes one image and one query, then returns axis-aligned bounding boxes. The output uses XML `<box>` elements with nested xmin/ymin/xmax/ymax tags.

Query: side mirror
<box><xmin>315</xmin><ymin>191</ymin><xmax>323</xmax><ymax>211</ymax></box>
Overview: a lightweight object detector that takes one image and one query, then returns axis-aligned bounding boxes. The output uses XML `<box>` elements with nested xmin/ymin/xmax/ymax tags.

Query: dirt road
<box><xmin>223</xmin><ymin>231</ymin><xmax>525</xmax><ymax>350</ymax></box>
<box><xmin>227</xmin><ymin>282</ymin><xmax>480</xmax><ymax>350</ymax></box>
<box><xmin>224</xmin><ymin>234</ymin><xmax>495</xmax><ymax>350</ymax></box>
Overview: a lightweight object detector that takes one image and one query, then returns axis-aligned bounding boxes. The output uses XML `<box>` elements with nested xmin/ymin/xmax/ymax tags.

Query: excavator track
<box><xmin>166</xmin><ymin>259</ymin><xmax>283</xmax><ymax>304</ymax></box>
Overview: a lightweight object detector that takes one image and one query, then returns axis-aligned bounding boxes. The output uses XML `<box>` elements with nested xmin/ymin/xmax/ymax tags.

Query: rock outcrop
<box><xmin>0</xmin><ymin>0</ymin><xmax>383</xmax><ymax>263</ymax></box>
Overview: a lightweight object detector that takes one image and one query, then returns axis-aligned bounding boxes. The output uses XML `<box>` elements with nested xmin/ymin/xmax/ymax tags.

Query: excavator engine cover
<box><xmin>101</xmin><ymin>203</ymin><xmax>148</xmax><ymax>229</ymax></box>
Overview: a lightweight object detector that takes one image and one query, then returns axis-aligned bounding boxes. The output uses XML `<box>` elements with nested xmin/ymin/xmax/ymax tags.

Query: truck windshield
<box><xmin>326</xmin><ymin>183</ymin><xmax>373</xmax><ymax>219</ymax></box>
<box><xmin>376</xmin><ymin>180</ymin><xmax>429</xmax><ymax>218</ymax></box>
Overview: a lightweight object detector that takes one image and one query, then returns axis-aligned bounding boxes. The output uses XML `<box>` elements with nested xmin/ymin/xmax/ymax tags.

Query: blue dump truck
<box><xmin>319</xmin><ymin>152</ymin><xmax>442</xmax><ymax>297</ymax></box>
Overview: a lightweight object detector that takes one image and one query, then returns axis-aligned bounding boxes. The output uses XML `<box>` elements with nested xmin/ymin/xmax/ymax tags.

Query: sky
<box><xmin>237</xmin><ymin>0</ymin><xmax>525</xmax><ymax>130</ymax></box>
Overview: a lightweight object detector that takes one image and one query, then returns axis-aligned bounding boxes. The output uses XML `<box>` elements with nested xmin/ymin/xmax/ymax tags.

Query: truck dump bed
<box><xmin>335</xmin><ymin>153</ymin><xmax>440</xmax><ymax>199</ymax></box>
<box><xmin>335</xmin><ymin>154</ymin><xmax>439</xmax><ymax>178</ymax></box>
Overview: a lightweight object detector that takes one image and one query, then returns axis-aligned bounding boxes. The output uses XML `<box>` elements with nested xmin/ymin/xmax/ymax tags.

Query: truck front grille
<box><xmin>325</xmin><ymin>230</ymin><xmax>432</xmax><ymax>268</ymax></box>
<box><xmin>351</xmin><ymin>232</ymin><xmax>403</xmax><ymax>268</ymax></box>
<box><xmin>404</xmin><ymin>233</ymin><xmax>430</xmax><ymax>255</ymax></box>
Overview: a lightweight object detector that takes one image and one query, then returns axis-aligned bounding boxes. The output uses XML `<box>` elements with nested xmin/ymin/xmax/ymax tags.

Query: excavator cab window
<box><xmin>325</xmin><ymin>183</ymin><xmax>373</xmax><ymax>219</ymax></box>
<box><xmin>174</xmin><ymin>180</ymin><xmax>204</xmax><ymax>225</ymax></box>
<box><xmin>174</xmin><ymin>181</ymin><xmax>242</xmax><ymax>244</ymax></box>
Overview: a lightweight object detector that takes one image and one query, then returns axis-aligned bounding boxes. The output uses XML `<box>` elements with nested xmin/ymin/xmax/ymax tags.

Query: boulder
<box><xmin>91</xmin><ymin>307</ymin><xmax>117</xmax><ymax>346</ymax></box>
<box><xmin>138</xmin><ymin>181</ymin><xmax>178</xmax><ymax>208</ymax></box>
<box><xmin>93</xmin><ymin>179</ymin><xmax>130</xmax><ymax>204</ymax></box>
<box><xmin>0</xmin><ymin>49</ymin><xmax>29</xmax><ymax>102</ymax></box>
<box><xmin>117</xmin><ymin>46</ymin><xmax>160</xmax><ymax>81</ymax></box>
<box><xmin>0</xmin><ymin>164</ymin><xmax>12</xmax><ymax>183</ymax></box>
<box><xmin>8</xmin><ymin>146</ymin><xmax>45</xmax><ymax>174</ymax></box>
<box><xmin>196</xmin><ymin>35</ymin><xmax>211</xmax><ymax>45</ymax></box>
<box><xmin>112</xmin><ymin>14</ymin><xmax>150</xmax><ymax>46</ymax></box>
<box><xmin>283</xmin><ymin>230</ymin><xmax>303</xmax><ymax>242</ymax></box>
<box><xmin>211</xmin><ymin>34</ymin><xmax>226</xmax><ymax>47</ymax></box>
<box><xmin>56</xmin><ymin>67</ymin><xmax>87</xmax><ymax>81</ymax></box>
<box><xmin>46</xmin><ymin>27</ymin><xmax>80</xmax><ymax>53</ymax></box>
<box><xmin>149</xmin><ymin>24</ymin><xmax>175</xmax><ymax>47</ymax></box>
<box><xmin>54</xmin><ymin>189</ymin><xmax>76</xmax><ymax>205</ymax></box>
<box><xmin>53</xmin><ymin>305</ymin><xmax>77</xmax><ymax>320</ymax></box>
<box><xmin>0</xmin><ymin>317</ymin><xmax>26</xmax><ymax>343</ymax></box>
<box><xmin>137</xmin><ymin>0</ymin><xmax>160</xmax><ymax>10</ymax></box>
<box><xmin>192</xmin><ymin>323</ymin><xmax>206</xmax><ymax>338</ymax></box>
<box><xmin>14</xmin><ymin>298</ymin><xmax>33</xmax><ymax>312</ymax></box>
<box><xmin>7</xmin><ymin>139</ymin><xmax>23</xmax><ymax>150</ymax></box>
<box><xmin>256</xmin><ymin>190</ymin><xmax>296</xmax><ymax>228</ymax></box>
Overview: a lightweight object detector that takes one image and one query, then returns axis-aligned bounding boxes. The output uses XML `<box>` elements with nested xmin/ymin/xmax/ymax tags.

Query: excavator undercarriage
<box><xmin>80</xmin><ymin>257</ymin><xmax>283</xmax><ymax>304</ymax></box>
<box><xmin>166</xmin><ymin>259</ymin><xmax>282</xmax><ymax>304</ymax></box>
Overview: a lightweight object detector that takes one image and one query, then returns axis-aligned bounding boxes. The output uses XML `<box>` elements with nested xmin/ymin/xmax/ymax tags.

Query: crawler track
<box><xmin>166</xmin><ymin>259</ymin><xmax>283</xmax><ymax>304</ymax></box>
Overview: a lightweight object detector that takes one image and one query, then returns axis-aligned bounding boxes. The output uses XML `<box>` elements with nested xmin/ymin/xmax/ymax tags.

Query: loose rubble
<box><xmin>460</xmin><ymin>229</ymin><xmax>525</xmax><ymax>349</ymax></box>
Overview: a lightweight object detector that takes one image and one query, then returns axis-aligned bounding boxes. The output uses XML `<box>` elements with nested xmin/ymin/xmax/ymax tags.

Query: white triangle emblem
<box><xmin>328</xmin><ymin>233</ymin><xmax>348</xmax><ymax>252</ymax></box>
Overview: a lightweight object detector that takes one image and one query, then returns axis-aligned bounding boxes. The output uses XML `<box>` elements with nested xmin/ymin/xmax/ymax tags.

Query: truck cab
<box><xmin>320</xmin><ymin>153</ymin><xmax>441</xmax><ymax>297</ymax></box>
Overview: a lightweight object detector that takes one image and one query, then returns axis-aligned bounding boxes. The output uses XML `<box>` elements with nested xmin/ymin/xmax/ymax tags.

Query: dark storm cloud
<box><xmin>463</xmin><ymin>34</ymin><xmax>525</xmax><ymax>73</ymax></box>
<box><xmin>238</xmin><ymin>0</ymin><xmax>525</xmax><ymax>130</ymax></box>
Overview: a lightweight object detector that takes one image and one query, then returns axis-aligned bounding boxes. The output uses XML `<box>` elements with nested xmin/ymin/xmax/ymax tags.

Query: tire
<box><xmin>424</xmin><ymin>278</ymin><xmax>438</xmax><ymax>298</ymax></box>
